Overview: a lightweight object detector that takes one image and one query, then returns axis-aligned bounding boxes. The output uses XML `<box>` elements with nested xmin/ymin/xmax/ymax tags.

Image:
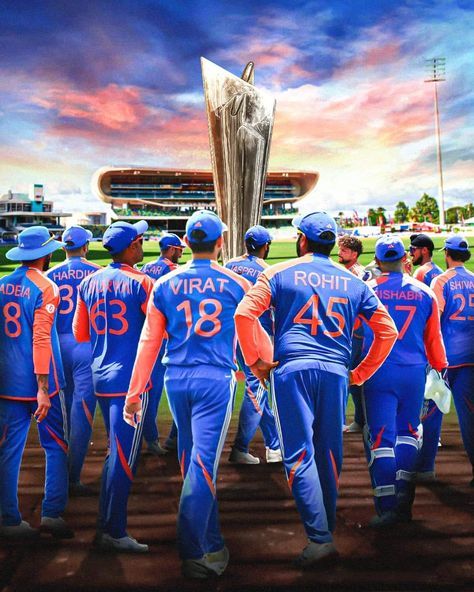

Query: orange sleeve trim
<box><xmin>127</xmin><ymin>302</ymin><xmax>167</xmax><ymax>404</ymax></box>
<box><xmin>430</xmin><ymin>269</ymin><xmax>455</xmax><ymax>315</ymax></box>
<box><xmin>0</xmin><ymin>389</ymin><xmax>60</xmax><ymax>401</ymax></box>
<box><xmin>140</xmin><ymin>275</ymin><xmax>154</xmax><ymax>314</ymax></box>
<box><xmin>72</xmin><ymin>292</ymin><xmax>91</xmax><ymax>342</ymax></box>
<box><xmin>265</xmin><ymin>254</ymin><xmax>313</xmax><ymax>280</ymax></box>
<box><xmin>423</xmin><ymin>298</ymin><xmax>448</xmax><ymax>371</ymax></box>
<box><xmin>351</xmin><ymin>305</ymin><xmax>398</xmax><ymax>385</ymax></box>
<box><xmin>27</xmin><ymin>272</ymin><xmax>59</xmax><ymax>375</ymax></box>
<box><xmin>235</xmin><ymin>274</ymin><xmax>273</xmax><ymax>367</ymax></box>
<box><xmin>414</xmin><ymin>265</ymin><xmax>427</xmax><ymax>283</ymax></box>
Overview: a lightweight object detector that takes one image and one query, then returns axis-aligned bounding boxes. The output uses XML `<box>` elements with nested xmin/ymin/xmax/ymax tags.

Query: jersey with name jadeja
<box><xmin>431</xmin><ymin>266</ymin><xmax>474</xmax><ymax>367</ymax></box>
<box><xmin>225</xmin><ymin>254</ymin><xmax>273</xmax><ymax>335</ymax></box>
<box><xmin>152</xmin><ymin>259</ymin><xmax>249</xmax><ymax>369</ymax></box>
<box><xmin>46</xmin><ymin>257</ymin><xmax>101</xmax><ymax>334</ymax></box>
<box><xmin>0</xmin><ymin>266</ymin><xmax>65</xmax><ymax>399</ymax></box>
<box><xmin>414</xmin><ymin>261</ymin><xmax>443</xmax><ymax>287</ymax></box>
<box><xmin>264</xmin><ymin>254</ymin><xmax>382</xmax><ymax>371</ymax></box>
<box><xmin>362</xmin><ymin>273</ymin><xmax>445</xmax><ymax>366</ymax></box>
<box><xmin>141</xmin><ymin>256</ymin><xmax>177</xmax><ymax>281</ymax></box>
<box><xmin>75</xmin><ymin>263</ymin><xmax>153</xmax><ymax>395</ymax></box>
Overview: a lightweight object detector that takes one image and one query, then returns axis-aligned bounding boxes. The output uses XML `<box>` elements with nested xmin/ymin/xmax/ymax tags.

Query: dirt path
<box><xmin>1</xmin><ymin>421</ymin><xmax>473</xmax><ymax>592</ymax></box>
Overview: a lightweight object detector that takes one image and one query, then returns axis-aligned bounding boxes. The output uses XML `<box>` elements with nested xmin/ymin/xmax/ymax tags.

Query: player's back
<box><xmin>226</xmin><ymin>254</ymin><xmax>273</xmax><ymax>335</ymax></box>
<box><xmin>0</xmin><ymin>266</ymin><xmax>63</xmax><ymax>399</ymax></box>
<box><xmin>264</xmin><ymin>253</ymin><xmax>380</xmax><ymax>372</ymax></box>
<box><xmin>155</xmin><ymin>259</ymin><xmax>249</xmax><ymax>370</ymax></box>
<box><xmin>142</xmin><ymin>256</ymin><xmax>177</xmax><ymax>281</ymax></box>
<box><xmin>47</xmin><ymin>256</ymin><xmax>101</xmax><ymax>334</ymax></box>
<box><xmin>77</xmin><ymin>263</ymin><xmax>152</xmax><ymax>395</ymax></box>
<box><xmin>431</xmin><ymin>266</ymin><xmax>474</xmax><ymax>367</ymax></box>
<box><xmin>414</xmin><ymin>261</ymin><xmax>443</xmax><ymax>287</ymax></box>
<box><xmin>364</xmin><ymin>272</ymin><xmax>437</xmax><ymax>365</ymax></box>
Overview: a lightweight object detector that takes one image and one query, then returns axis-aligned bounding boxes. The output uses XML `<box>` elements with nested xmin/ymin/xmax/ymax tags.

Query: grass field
<box><xmin>1</xmin><ymin>235</ymin><xmax>473</xmax><ymax>275</ymax></box>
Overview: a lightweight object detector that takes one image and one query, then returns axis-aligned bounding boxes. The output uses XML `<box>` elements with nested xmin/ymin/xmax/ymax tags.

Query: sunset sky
<box><xmin>1</xmin><ymin>0</ymin><xmax>472</xmax><ymax>216</ymax></box>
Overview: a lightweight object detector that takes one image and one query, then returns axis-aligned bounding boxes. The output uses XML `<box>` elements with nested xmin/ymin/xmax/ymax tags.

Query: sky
<box><xmin>0</xmin><ymin>0</ymin><xmax>473</xmax><ymax>217</ymax></box>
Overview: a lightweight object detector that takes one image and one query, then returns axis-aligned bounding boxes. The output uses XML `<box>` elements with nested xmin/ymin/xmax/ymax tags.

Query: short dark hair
<box><xmin>188</xmin><ymin>229</ymin><xmax>218</xmax><ymax>253</ymax></box>
<box><xmin>446</xmin><ymin>248</ymin><xmax>471</xmax><ymax>263</ymax></box>
<box><xmin>338</xmin><ymin>235</ymin><xmax>363</xmax><ymax>256</ymax></box>
<box><xmin>307</xmin><ymin>232</ymin><xmax>335</xmax><ymax>256</ymax></box>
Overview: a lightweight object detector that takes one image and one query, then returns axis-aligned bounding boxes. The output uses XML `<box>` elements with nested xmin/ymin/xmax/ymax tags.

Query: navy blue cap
<box><xmin>442</xmin><ymin>234</ymin><xmax>470</xmax><ymax>252</ymax></box>
<box><xmin>244</xmin><ymin>225</ymin><xmax>272</xmax><ymax>247</ymax></box>
<box><xmin>185</xmin><ymin>210</ymin><xmax>228</xmax><ymax>243</ymax></box>
<box><xmin>63</xmin><ymin>225</ymin><xmax>93</xmax><ymax>250</ymax></box>
<box><xmin>159</xmin><ymin>233</ymin><xmax>186</xmax><ymax>250</ymax></box>
<box><xmin>102</xmin><ymin>220</ymin><xmax>148</xmax><ymax>255</ymax></box>
<box><xmin>375</xmin><ymin>235</ymin><xmax>406</xmax><ymax>262</ymax></box>
<box><xmin>292</xmin><ymin>212</ymin><xmax>337</xmax><ymax>244</ymax></box>
<box><xmin>6</xmin><ymin>226</ymin><xmax>65</xmax><ymax>261</ymax></box>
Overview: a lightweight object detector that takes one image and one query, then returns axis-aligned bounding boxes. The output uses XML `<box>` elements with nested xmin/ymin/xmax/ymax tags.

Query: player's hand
<box><xmin>349</xmin><ymin>371</ymin><xmax>363</xmax><ymax>386</ymax></box>
<box><xmin>123</xmin><ymin>401</ymin><xmax>142</xmax><ymax>428</ymax></box>
<box><xmin>34</xmin><ymin>390</ymin><xmax>51</xmax><ymax>423</ymax></box>
<box><xmin>249</xmin><ymin>358</ymin><xmax>279</xmax><ymax>387</ymax></box>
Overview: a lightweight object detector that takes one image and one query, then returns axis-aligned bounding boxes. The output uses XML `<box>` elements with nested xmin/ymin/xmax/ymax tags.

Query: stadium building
<box><xmin>0</xmin><ymin>184</ymin><xmax>71</xmax><ymax>244</ymax></box>
<box><xmin>92</xmin><ymin>166</ymin><xmax>318</xmax><ymax>234</ymax></box>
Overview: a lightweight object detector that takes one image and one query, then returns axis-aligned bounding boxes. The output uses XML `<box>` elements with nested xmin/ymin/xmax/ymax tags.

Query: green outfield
<box><xmin>1</xmin><ymin>236</ymin><xmax>472</xmax><ymax>275</ymax></box>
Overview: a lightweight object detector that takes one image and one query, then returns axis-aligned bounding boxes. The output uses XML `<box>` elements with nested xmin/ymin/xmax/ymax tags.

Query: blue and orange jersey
<box><xmin>235</xmin><ymin>253</ymin><xmax>398</xmax><ymax>385</ymax></box>
<box><xmin>431</xmin><ymin>266</ymin><xmax>474</xmax><ymax>367</ymax></box>
<box><xmin>141</xmin><ymin>256</ymin><xmax>177</xmax><ymax>281</ymax></box>
<box><xmin>225</xmin><ymin>254</ymin><xmax>273</xmax><ymax>335</ymax></box>
<box><xmin>126</xmin><ymin>259</ymin><xmax>250</xmax><ymax>403</ymax></box>
<box><xmin>362</xmin><ymin>272</ymin><xmax>447</xmax><ymax>370</ymax></box>
<box><xmin>46</xmin><ymin>256</ymin><xmax>101</xmax><ymax>334</ymax></box>
<box><xmin>73</xmin><ymin>263</ymin><xmax>153</xmax><ymax>396</ymax></box>
<box><xmin>0</xmin><ymin>266</ymin><xmax>65</xmax><ymax>400</ymax></box>
<box><xmin>414</xmin><ymin>261</ymin><xmax>443</xmax><ymax>287</ymax></box>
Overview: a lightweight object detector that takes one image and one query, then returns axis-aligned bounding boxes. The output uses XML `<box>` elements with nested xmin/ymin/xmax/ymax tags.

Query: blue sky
<box><xmin>0</xmin><ymin>0</ymin><xmax>472</xmax><ymax>215</ymax></box>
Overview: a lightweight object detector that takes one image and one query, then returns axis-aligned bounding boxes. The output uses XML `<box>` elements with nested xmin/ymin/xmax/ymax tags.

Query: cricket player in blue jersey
<box><xmin>47</xmin><ymin>226</ymin><xmax>102</xmax><ymax>496</ymax></box>
<box><xmin>362</xmin><ymin>235</ymin><xmax>447</xmax><ymax>527</ymax></box>
<box><xmin>125</xmin><ymin>210</ymin><xmax>250</xmax><ymax>578</ymax></box>
<box><xmin>0</xmin><ymin>226</ymin><xmax>73</xmax><ymax>539</ymax></box>
<box><xmin>226</xmin><ymin>225</ymin><xmax>281</xmax><ymax>464</ymax></box>
<box><xmin>337</xmin><ymin>235</ymin><xmax>365</xmax><ymax>434</ymax></box>
<box><xmin>73</xmin><ymin>220</ymin><xmax>152</xmax><ymax>553</ymax></box>
<box><xmin>235</xmin><ymin>212</ymin><xmax>398</xmax><ymax>566</ymax></box>
<box><xmin>431</xmin><ymin>235</ymin><xmax>474</xmax><ymax>486</ymax></box>
<box><xmin>409</xmin><ymin>233</ymin><xmax>444</xmax><ymax>482</ymax></box>
<box><xmin>141</xmin><ymin>233</ymin><xmax>185</xmax><ymax>455</ymax></box>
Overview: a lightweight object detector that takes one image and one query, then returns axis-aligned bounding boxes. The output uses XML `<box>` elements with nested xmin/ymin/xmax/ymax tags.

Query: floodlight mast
<box><xmin>425</xmin><ymin>57</ymin><xmax>446</xmax><ymax>228</ymax></box>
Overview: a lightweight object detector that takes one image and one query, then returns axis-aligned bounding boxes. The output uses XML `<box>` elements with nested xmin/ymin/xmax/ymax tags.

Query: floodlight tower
<box><xmin>425</xmin><ymin>57</ymin><xmax>446</xmax><ymax>227</ymax></box>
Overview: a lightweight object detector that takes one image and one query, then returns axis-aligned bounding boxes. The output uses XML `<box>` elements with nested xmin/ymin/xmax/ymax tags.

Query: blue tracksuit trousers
<box><xmin>271</xmin><ymin>362</ymin><xmax>346</xmax><ymax>544</ymax></box>
<box><xmin>0</xmin><ymin>393</ymin><xmax>68</xmax><ymax>525</ymax></box>
<box><xmin>165</xmin><ymin>365</ymin><xmax>235</xmax><ymax>560</ymax></box>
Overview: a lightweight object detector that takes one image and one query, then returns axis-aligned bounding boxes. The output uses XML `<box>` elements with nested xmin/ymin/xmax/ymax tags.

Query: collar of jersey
<box><xmin>190</xmin><ymin>258</ymin><xmax>213</xmax><ymax>266</ymax></box>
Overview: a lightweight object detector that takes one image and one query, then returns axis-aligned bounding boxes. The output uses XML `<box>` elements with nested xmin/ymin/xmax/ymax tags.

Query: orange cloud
<box><xmin>32</xmin><ymin>84</ymin><xmax>151</xmax><ymax>131</ymax></box>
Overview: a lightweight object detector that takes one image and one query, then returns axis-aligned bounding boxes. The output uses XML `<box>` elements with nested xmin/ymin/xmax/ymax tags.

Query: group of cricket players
<box><xmin>0</xmin><ymin>209</ymin><xmax>472</xmax><ymax>579</ymax></box>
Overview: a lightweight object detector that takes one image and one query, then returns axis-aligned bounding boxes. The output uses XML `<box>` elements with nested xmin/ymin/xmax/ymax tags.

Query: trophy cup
<box><xmin>201</xmin><ymin>57</ymin><xmax>276</xmax><ymax>261</ymax></box>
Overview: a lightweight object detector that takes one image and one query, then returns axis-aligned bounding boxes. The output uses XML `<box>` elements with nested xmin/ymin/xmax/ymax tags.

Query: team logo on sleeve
<box><xmin>46</xmin><ymin>304</ymin><xmax>56</xmax><ymax>313</ymax></box>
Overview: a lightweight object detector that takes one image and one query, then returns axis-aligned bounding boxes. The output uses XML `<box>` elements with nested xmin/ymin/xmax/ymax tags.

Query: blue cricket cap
<box><xmin>103</xmin><ymin>220</ymin><xmax>148</xmax><ymax>255</ymax></box>
<box><xmin>185</xmin><ymin>210</ymin><xmax>228</xmax><ymax>243</ymax></box>
<box><xmin>441</xmin><ymin>234</ymin><xmax>470</xmax><ymax>252</ymax></box>
<box><xmin>63</xmin><ymin>225</ymin><xmax>93</xmax><ymax>250</ymax></box>
<box><xmin>159</xmin><ymin>233</ymin><xmax>186</xmax><ymax>250</ymax></box>
<box><xmin>6</xmin><ymin>226</ymin><xmax>65</xmax><ymax>261</ymax></box>
<box><xmin>244</xmin><ymin>225</ymin><xmax>272</xmax><ymax>247</ymax></box>
<box><xmin>292</xmin><ymin>212</ymin><xmax>337</xmax><ymax>244</ymax></box>
<box><xmin>375</xmin><ymin>235</ymin><xmax>406</xmax><ymax>262</ymax></box>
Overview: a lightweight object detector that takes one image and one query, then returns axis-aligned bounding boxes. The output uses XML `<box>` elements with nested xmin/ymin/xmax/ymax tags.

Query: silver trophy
<box><xmin>201</xmin><ymin>57</ymin><xmax>276</xmax><ymax>261</ymax></box>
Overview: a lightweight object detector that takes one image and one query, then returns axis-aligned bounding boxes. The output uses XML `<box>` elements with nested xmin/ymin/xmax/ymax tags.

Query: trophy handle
<box><xmin>241</xmin><ymin>62</ymin><xmax>255</xmax><ymax>85</ymax></box>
